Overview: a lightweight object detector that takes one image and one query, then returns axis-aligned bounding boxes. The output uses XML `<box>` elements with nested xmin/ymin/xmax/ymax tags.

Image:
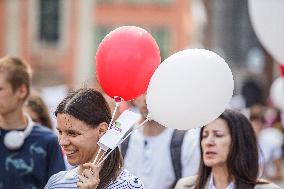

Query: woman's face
<box><xmin>57</xmin><ymin>113</ymin><xmax>102</xmax><ymax>165</ymax></box>
<box><xmin>201</xmin><ymin>118</ymin><xmax>231</xmax><ymax>168</ymax></box>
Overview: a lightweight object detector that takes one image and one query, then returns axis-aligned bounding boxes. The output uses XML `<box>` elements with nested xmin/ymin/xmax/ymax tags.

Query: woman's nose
<box><xmin>59</xmin><ymin>135</ymin><xmax>70</xmax><ymax>146</ymax></box>
<box><xmin>205</xmin><ymin>135</ymin><xmax>215</xmax><ymax>146</ymax></box>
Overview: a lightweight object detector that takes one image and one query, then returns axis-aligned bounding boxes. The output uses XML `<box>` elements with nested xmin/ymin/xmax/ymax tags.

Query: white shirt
<box><xmin>45</xmin><ymin>168</ymin><xmax>144</xmax><ymax>189</ymax></box>
<box><xmin>208</xmin><ymin>174</ymin><xmax>234</xmax><ymax>189</ymax></box>
<box><xmin>124</xmin><ymin>127</ymin><xmax>200</xmax><ymax>189</ymax></box>
<box><xmin>258</xmin><ymin>128</ymin><xmax>283</xmax><ymax>178</ymax></box>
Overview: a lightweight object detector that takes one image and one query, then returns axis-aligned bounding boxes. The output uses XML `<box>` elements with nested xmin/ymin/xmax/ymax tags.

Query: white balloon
<box><xmin>146</xmin><ymin>49</ymin><xmax>234</xmax><ymax>130</ymax></box>
<box><xmin>248</xmin><ymin>0</ymin><xmax>284</xmax><ymax>64</ymax></box>
<box><xmin>270</xmin><ymin>77</ymin><xmax>284</xmax><ymax>111</ymax></box>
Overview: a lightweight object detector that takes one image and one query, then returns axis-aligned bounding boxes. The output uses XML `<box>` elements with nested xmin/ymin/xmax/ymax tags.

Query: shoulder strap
<box><xmin>170</xmin><ymin>129</ymin><xmax>187</xmax><ymax>185</ymax></box>
<box><xmin>121</xmin><ymin>135</ymin><xmax>130</xmax><ymax>158</ymax></box>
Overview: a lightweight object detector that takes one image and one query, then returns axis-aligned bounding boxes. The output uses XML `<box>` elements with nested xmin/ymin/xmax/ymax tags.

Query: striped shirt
<box><xmin>45</xmin><ymin>168</ymin><xmax>144</xmax><ymax>189</ymax></box>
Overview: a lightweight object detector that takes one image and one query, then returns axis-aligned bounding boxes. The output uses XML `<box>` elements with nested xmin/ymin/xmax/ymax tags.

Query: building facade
<box><xmin>0</xmin><ymin>0</ymin><xmax>193</xmax><ymax>89</ymax></box>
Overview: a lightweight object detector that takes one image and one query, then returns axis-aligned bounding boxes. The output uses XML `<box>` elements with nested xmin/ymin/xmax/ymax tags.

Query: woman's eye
<box><xmin>202</xmin><ymin>134</ymin><xmax>208</xmax><ymax>138</ymax></box>
<box><xmin>68</xmin><ymin>132</ymin><xmax>78</xmax><ymax>137</ymax></box>
<box><xmin>216</xmin><ymin>134</ymin><xmax>223</xmax><ymax>137</ymax></box>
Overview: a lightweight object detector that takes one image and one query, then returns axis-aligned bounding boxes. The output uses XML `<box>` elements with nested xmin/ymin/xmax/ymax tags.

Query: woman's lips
<box><xmin>204</xmin><ymin>151</ymin><xmax>217</xmax><ymax>158</ymax></box>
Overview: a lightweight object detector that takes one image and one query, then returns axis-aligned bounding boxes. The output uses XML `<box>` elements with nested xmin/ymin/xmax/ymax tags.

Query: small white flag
<box><xmin>98</xmin><ymin>110</ymin><xmax>141</xmax><ymax>151</ymax></box>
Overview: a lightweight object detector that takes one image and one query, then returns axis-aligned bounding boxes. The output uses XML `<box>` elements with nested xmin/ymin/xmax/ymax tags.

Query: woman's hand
<box><xmin>77</xmin><ymin>163</ymin><xmax>100</xmax><ymax>189</ymax></box>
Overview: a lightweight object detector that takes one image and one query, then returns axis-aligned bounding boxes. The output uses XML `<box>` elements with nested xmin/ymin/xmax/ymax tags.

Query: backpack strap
<box><xmin>170</xmin><ymin>129</ymin><xmax>187</xmax><ymax>187</ymax></box>
<box><xmin>121</xmin><ymin>135</ymin><xmax>130</xmax><ymax>158</ymax></box>
<box><xmin>121</xmin><ymin>129</ymin><xmax>186</xmax><ymax>188</ymax></box>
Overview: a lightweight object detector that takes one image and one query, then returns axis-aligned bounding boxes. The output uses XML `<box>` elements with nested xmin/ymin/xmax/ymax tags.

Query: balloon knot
<box><xmin>114</xmin><ymin>96</ymin><xmax>123</xmax><ymax>103</ymax></box>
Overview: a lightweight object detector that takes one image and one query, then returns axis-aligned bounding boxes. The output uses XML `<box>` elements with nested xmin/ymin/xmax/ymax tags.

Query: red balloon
<box><xmin>280</xmin><ymin>65</ymin><xmax>284</xmax><ymax>77</ymax></box>
<box><xmin>96</xmin><ymin>26</ymin><xmax>161</xmax><ymax>101</ymax></box>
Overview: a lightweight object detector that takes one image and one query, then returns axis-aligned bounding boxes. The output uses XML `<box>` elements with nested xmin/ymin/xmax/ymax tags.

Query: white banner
<box><xmin>98</xmin><ymin>110</ymin><xmax>141</xmax><ymax>151</ymax></box>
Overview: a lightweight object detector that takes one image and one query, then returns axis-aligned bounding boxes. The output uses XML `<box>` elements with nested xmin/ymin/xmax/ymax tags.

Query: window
<box><xmin>127</xmin><ymin>0</ymin><xmax>171</xmax><ymax>4</ymax></box>
<box><xmin>95</xmin><ymin>25</ymin><xmax>170</xmax><ymax>61</ymax></box>
<box><xmin>96</xmin><ymin>0</ymin><xmax>114</xmax><ymax>4</ymax></box>
<box><xmin>39</xmin><ymin>0</ymin><xmax>61</xmax><ymax>43</ymax></box>
<box><xmin>95</xmin><ymin>26</ymin><xmax>113</xmax><ymax>48</ymax></box>
<box><xmin>151</xmin><ymin>27</ymin><xmax>170</xmax><ymax>61</ymax></box>
<box><xmin>96</xmin><ymin>0</ymin><xmax>171</xmax><ymax>5</ymax></box>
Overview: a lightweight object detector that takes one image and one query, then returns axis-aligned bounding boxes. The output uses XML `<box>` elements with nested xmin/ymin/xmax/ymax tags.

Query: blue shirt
<box><xmin>45</xmin><ymin>168</ymin><xmax>144</xmax><ymax>189</ymax></box>
<box><xmin>0</xmin><ymin>125</ymin><xmax>66</xmax><ymax>189</ymax></box>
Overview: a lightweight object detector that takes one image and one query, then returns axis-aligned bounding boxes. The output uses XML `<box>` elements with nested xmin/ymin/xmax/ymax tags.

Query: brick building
<box><xmin>0</xmin><ymin>0</ymin><xmax>193</xmax><ymax>88</ymax></box>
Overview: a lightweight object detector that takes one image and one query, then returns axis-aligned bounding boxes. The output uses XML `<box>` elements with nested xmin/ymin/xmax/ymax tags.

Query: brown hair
<box><xmin>0</xmin><ymin>56</ymin><xmax>32</xmax><ymax>100</ymax></box>
<box><xmin>55</xmin><ymin>88</ymin><xmax>123</xmax><ymax>188</ymax></box>
<box><xmin>26</xmin><ymin>90</ymin><xmax>52</xmax><ymax>129</ymax></box>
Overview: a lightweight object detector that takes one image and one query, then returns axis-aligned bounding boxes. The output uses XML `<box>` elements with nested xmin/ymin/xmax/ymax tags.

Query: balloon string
<box><xmin>97</xmin><ymin>117</ymin><xmax>150</xmax><ymax>167</ymax></box>
<box><xmin>108</xmin><ymin>101</ymin><xmax>120</xmax><ymax>129</ymax></box>
<box><xmin>119</xmin><ymin>117</ymin><xmax>149</xmax><ymax>146</ymax></box>
<box><xmin>96</xmin><ymin>151</ymin><xmax>106</xmax><ymax>166</ymax></box>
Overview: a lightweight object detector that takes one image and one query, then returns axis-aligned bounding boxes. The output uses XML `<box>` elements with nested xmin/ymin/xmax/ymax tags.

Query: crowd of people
<box><xmin>0</xmin><ymin>56</ymin><xmax>283</xmax><ymax>189</ymax></box>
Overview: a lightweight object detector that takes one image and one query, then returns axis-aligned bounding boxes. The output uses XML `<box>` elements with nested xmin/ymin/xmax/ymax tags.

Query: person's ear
<box><xmin>97</xmin><ymin>122</ymin><xmax>108</xmax><ymax>138</ymax></box>
<box><xmin>16</xmin><ymin>84</ymin><xmax>28</xmax><ymax>100</ymax></box>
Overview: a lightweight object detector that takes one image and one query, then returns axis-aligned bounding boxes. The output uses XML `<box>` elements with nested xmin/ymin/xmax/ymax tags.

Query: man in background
<box><xmin>121</xmin><ymin>94</ymin><xmax>200</xmax><ymax>189</ymax></box>
<box><xmin>0</xmin><ymin>56</ymin><xmax>65</xmax><ymax>189</ymax></box>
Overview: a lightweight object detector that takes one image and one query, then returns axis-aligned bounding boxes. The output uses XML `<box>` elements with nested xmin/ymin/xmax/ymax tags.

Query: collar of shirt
<box><xmin>208</xmin><ymin>173</ymin><xmax>234</xmax><ymax>189</ymax></box>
